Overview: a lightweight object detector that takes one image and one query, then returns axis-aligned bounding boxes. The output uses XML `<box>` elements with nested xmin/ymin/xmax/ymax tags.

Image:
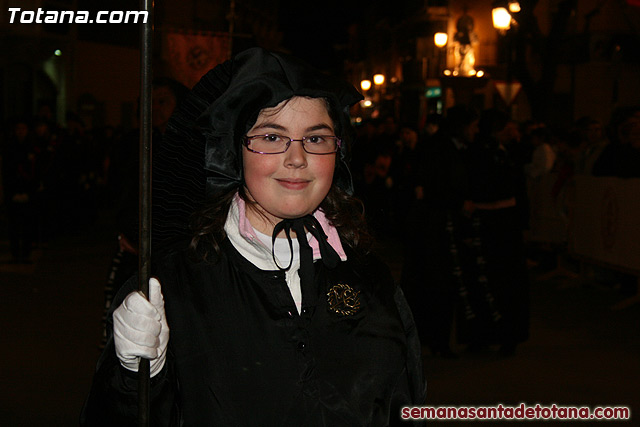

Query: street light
<box><xmin>373</xmin><ymin>74</ymin><xmax>385</xmax><ymax>85</ymax></box>
<box><xmin>492</xmin><ymin>7</ymin><xmax>511</xmax><ymax>32</ymax></box>
<box><xmin>492</xmin><ymin>4</ymin><xmax>519</xmax><ymax>115</ymax></box>
<box><xmin>434</xmin><ymin>32</ymin><xmax>448</xmax><ymax>48</ymax></box>
<box><xmin>434</xmin><ymin>32</ymin><xmax>448</xmax><ymax>76</ymax></box>
<box><xmin>360</xmin><ymin>79</ymin><xmax>372</xmax><ymax>91</ymax></box>
<box><xmin>508</xmin><ymin>1</ymin><xmax>521</xmax><ymax>13</ymax></box>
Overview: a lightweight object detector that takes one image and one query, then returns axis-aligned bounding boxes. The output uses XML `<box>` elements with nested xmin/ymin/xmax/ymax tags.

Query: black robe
<box><xmin>401</xmin><ymin>134</ymin><xmax>471</xmax><ymax>354</ymax></box>
<box><xmin>460</xmin><ymin>140</ymin><xmax>530</xmax><ymax>346</ymax></box>
<box><xmin>81</xmin><ymin>239</ymin><xmax>426</xmax><ymax>426</ymax></box>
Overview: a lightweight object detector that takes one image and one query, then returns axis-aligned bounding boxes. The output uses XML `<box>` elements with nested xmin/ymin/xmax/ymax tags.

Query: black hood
<box><xmin>153</xmin><ymin>47</ymin><xmax>363</xmax><ymax>245</ymax></box>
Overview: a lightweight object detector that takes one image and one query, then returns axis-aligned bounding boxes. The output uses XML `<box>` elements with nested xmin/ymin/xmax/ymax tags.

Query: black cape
<box><xmin>81</xmin><ymin>240</ymin><xmax>426</xmax><ymax>426</ymax></box>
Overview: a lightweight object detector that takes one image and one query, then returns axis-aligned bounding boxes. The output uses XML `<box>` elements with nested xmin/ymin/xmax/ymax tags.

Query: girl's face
<box><xmin>242</xmin><ymin>96</ymin><xmax>336</xmax><ymax>234</ymax></box>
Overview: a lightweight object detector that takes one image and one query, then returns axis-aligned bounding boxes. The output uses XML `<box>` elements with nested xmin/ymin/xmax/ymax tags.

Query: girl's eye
<box><xmin>306</xmin><ymin>136</ymin><xmax>326</xmax><ymax>144</ymax></box>
<box><xmin>263</xmin><ymin>134</ymin><xmax>282</xmax><ymax>142</ymax></box>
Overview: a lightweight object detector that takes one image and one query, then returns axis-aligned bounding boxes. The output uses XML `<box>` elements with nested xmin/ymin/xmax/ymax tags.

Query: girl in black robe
<box><xmin>82</xmin><ymin>47</ymin><xmax>426</xmax><ymax>426</ymax></box>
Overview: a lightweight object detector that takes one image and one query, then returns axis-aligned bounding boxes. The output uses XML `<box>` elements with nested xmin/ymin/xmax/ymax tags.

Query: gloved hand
<box><xmin>113</xmin><ymin>278</ymin><xmax>169</xmax><ymax>377</ymax></box>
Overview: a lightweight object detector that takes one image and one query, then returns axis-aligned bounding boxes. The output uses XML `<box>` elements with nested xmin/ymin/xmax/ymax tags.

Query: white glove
<box><xmin>113</xmin><ymin>278</ymin><xmax>169</xmax><ymax>377</ymax></box>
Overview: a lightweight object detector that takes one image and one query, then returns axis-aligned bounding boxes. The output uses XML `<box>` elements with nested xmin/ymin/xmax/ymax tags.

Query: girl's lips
<box><xmin>276</xmin><ymin>179</ymin><xmax>310</xmax><ymax>190</ymax></box>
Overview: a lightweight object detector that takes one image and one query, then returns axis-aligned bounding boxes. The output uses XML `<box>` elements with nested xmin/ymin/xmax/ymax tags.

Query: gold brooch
<box><xmin>327</xmin><ymin>283</ymin><xmax>361</xmax><ymax>316</ymax></box>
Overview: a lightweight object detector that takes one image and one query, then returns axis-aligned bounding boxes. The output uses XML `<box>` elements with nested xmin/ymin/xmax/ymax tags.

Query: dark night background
<box><xmin>1</xmin><ymin>1</ymin><xmax>639</xmax><ymax>425</ymax></box>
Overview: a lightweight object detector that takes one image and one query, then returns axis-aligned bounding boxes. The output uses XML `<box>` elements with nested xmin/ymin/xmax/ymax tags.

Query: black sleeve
<box><xmin>80</xmin><ymin>277</ymin><xmax>180</xmax><ymax>426</ymax></box>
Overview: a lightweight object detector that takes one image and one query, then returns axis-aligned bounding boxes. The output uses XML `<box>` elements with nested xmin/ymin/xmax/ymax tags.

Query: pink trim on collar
<box><xmin>234</xmin><ymin>194</ymin><xmax>347</xmax><ymax>261</ymax></box>
<box><xmin>312</xmin><ymin>209</ymin><xmax>347</xmax><ymax>261</ymax></box>
<box><xmin>236</xmin><ymin>195</ymin><xmax>258</xmax><ymax>241</ymax></box>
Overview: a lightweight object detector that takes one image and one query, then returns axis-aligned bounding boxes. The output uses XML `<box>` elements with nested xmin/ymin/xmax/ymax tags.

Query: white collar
<box><xmin>224</xmin><ymin>194</ymin><xmax>347</xmax><ymax>266</ymax></box>
<box><xmin>224</xmin><ymin>197</ymin><xmax>281</xmax><ymax>270</ymax></box>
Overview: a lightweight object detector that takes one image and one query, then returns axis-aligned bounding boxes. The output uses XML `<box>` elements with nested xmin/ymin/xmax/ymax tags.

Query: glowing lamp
<box><xmin>492</xmin><ymin>7</ymin><xmax>511</xmax><ymax>31</ymax></box>
<box><xmin>434</xmin><ymin>32</ymin><xmax>448</xmax><ymax>48</ymax></box>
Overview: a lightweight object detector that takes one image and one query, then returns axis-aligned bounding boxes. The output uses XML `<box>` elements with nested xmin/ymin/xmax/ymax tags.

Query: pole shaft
<box><xmin>228</xmin><ymin>0</ymin><xmax>235</xmax><ymax>58</ymax></box>
<box><xmin>138</xmin><ymin>0</ymin><xmax>153</xmax><ymax>425</ymax></box>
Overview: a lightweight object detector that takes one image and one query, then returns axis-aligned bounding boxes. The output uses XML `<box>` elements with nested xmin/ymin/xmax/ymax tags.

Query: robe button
<box><xmin>297</xmin><ymin>341</ymin><xmax>306</xmax><ymax>350</ymax></box>
<box><xmin>301</xmin><ymin>308</ymin><xmax>308</xmax><ymax>315</ymax></box>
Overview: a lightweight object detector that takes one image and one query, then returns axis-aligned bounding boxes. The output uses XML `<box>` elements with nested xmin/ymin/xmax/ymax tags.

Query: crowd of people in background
<box><xmin>1</xmin><ymin>106</ymin><xmax>115</xmax><ymax>263</ymax></box>
<box><xmin>1</xmin><ymin>95</ymin><xmax>639</xmax><ymax>357</ymax></box>
<box><xmin>0</xmin><ymin>79</ymin><xmax>190</xmax><ymax>266</ymax></box>
<box><xmin>350</xmin><ymin>104</ymin><xmax>640</xmax><ymax>358</ymax></box>
<box><xmin>0</xmin><ymin>77</ymin><xmax>191</xmax><ymax>348</ymax></box>
<box><xmin>352</xmin><ymin>105</ymin><xmax>640</xmax><ymax>241</ymax></box>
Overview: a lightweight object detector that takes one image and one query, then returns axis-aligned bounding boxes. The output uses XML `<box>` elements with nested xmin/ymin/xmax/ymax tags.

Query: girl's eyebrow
<box><xmin>307</xmin><ymin>124</ymin><xmax>334</xmax><ymax>133</ymax></box>
<box><xmin>251</xmin><ymin>122</ymin><xmax>334</xmax><ymax>133</ymax></box>
<box><xmin>251</xmin><ymin>122</ymin><xmax>287</xmax><ymax>132</ymax></box>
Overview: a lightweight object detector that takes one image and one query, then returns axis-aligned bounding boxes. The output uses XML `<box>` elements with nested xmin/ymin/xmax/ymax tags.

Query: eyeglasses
<box><xmin>244</xmin><ymin>134</ymin><xmax>341</xmax><ymax>155</ymax></box>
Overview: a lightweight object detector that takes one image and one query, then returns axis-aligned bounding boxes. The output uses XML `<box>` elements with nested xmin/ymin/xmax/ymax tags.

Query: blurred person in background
<box><xmin>593</xmin><ymin>106</ymin><xmax>640</xmax><ymax>178</ymax></box>
<box><xmin>591</xmin><ymin>107</ymin><xmax>640</xmax><ymax>297</ymax></box>
<box><xmin>574</xmin><ymin>116</ymin><xmax>608</xmax><ymax>175</ymax></box>
<box><xmin>401</xmin><ymin>105</ymin><xmax>479</xmax><ymax>358</ymax></box>
<box><xmin>2</xmin><ymin>119</ymin><xmax>38</xmax><ymax>262</ymax></box>
<box><xmin>29</xmin><ymin>118</ymin><xmax>58</xmax><ymax>244</ymax></box>
<box><xmin>525</xmin><ymin>126</ymin><xmax>556</xmax><ymax>180</ymax></box>
<box><xmin>388</xmin><ymin>124</ymin><xmax>423</xmax><ymax>228</ymax></box>
<box><xmin>462</xmin><ymin>108</ymin><xmax>530</xmax><ymax>357</ymax></box>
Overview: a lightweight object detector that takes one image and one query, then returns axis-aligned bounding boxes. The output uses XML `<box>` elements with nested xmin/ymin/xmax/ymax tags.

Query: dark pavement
<box><xmin>1</xmin><ymin>211</ymin><xmax>638</xmax><ymax>426</ymax></box>
<box><xmin>1</xmin><ymin>210</ymin><xmax>115</xmax><ymax>426</ymax></box>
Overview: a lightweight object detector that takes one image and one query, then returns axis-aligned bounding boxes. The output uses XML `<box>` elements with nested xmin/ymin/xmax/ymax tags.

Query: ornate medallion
<box><xmin>327</xmin><ymin>283</ymin><xmax>361</xmax><ymax>316</ymax></box>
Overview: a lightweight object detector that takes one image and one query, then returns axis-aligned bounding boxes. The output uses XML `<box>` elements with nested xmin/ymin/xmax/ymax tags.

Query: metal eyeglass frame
<box><xmin>243</xmin><ymin>134</ymin><xmax>342</xmax><ymax>155</ymax></box>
